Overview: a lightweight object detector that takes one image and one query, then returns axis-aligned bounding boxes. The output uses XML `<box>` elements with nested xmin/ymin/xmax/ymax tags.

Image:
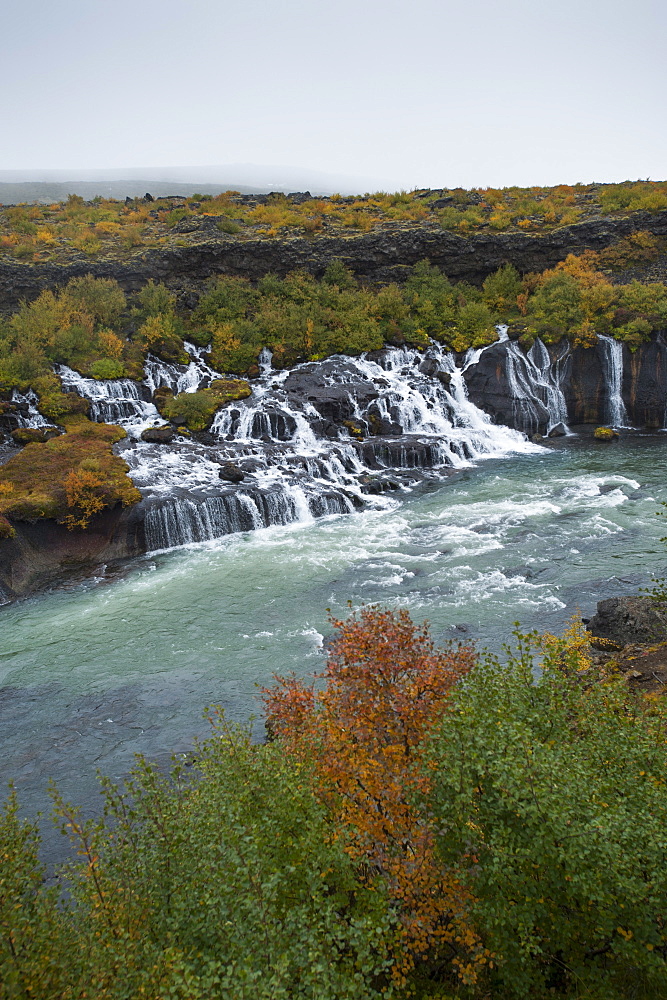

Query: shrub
<box><xmin>160</xmin><ymin>380</ymin><xmax>250</xmax><ymax>431</ymax></box>
<box><xmin>0</xmin><ymin>421</ymin><xmax>140</xmax><ymax>526</ymax></box>
<box><xmin>263</xmin><ymin>607</ymin><xmax>485</xmax><ymax>986</ymax></box>
<box><xmin>0</xmin><ymin>725</ymin><xmax>395</xmax><ymax>999</ymax></box>
<box><xmin>482</xmin><ymin>263</ymin><xmax>522</xmax><ymax>317</ymax></box>
<box><xmin>88</xmin><ymin>358</ymin><xmax>125</xmax><ymax>379</ymax></box>
<box><xmin>137</xmin><ymin>279</ymin><xmax>177</xmax><ymax>317</ymax></box>
<box><xmin>428</xmin><ymin>632</ymin><xmax>667</xmax><ymax>998</ymax></box>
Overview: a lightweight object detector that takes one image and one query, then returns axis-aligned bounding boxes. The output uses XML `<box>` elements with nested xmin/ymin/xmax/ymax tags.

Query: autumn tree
<box><xmin>263</xmin><ymin>606</ymin><xmax>486</xmax><ymax>985</ymax></box>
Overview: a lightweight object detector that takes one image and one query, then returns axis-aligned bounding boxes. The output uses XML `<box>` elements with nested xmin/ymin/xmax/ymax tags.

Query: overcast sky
<box><xmin>2</xmin><ymin>0</ymin><xmax>665</xmax><ymax>190</ymax></box>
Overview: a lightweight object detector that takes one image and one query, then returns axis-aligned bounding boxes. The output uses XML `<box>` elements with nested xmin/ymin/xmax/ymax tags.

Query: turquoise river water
<box><xmin>1</xmin><ymin>433</ymin><xmax>666</xmax><ymax>863</ymax></box>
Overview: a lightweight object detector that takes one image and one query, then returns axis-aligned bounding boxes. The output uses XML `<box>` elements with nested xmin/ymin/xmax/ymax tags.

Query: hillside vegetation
<box><xmin>1</xmin><ymin>254</ymin><xmax>666</xmax><ymax>531</ymax></box>
<box><xmin>1</xmin><ymin>255</ymin><xmax>667</xmax><ymax>393</ymax></box>
<box><xmin>0</xmin><ymin>181</ymin><xmax>666</xmax><ymax>262</ymax></box>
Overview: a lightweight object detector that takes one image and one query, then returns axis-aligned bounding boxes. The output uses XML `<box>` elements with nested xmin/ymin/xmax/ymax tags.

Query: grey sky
<box><xmin>3</xmin><ymin>0</ymin><xmax>665</xmax><ymax>190</ymax></box>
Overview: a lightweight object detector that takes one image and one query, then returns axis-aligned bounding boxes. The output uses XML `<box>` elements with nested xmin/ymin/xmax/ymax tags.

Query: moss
<box><xmin>594</xmin><ymin>426</ymin><xmax>619</xmax><ymax>441</ymax></box>
<box><xmin>159</xmin><ymin>379</ymin><xmax>251</xmax><ymax>432</ymax></box>
<box><xmin>0</xmin><ymin>513</ymin><xmax>15</xmax><ymax>539</ymax></box>
<box><xmin>11</xmin><ymin>427</ymin><xmax>63</xmax><ymax>445</ymax></box>
<box><xmin>0</xmin><ymin>420</ymin><xmax>141</xmax><ymax>527</ymax></box>
<box><xmin>33</xmin><ymin>374</ymin><xmax>90</xmax><ymax>421</ymax></box>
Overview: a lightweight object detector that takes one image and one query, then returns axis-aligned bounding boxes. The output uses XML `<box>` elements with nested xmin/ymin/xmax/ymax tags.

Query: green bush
<box><xmin>427</xmin><ymin>636</ymin><xmax>667</xmax><ymax>999</ymax></box>
<box><xmin>0</xmin><ymin>722</ymin><xmax>395</xmax><ymax>1000</ymax></box>
<box><xmin>88</xmin><ymin>358</ymin><xmax>125</xmax><ymax>379</ymax></box>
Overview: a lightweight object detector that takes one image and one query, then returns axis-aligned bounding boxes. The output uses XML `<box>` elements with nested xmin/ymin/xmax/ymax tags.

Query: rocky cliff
<box><xmin>1</xmin><ymin>210</ymin><xmax>666</xmax><ymax>314</ymax></box>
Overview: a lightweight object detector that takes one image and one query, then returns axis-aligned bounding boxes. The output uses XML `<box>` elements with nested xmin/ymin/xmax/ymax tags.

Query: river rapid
<box><xmin>1</xmin><ymin>432</ymin><xmax>667</xmax><ymax>864</ymax></box>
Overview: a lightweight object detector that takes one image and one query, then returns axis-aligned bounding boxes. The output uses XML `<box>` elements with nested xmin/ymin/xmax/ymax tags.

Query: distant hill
<box><xmin>0</xmin><ymin>180</ymin><xmax>267</xmax><ymax>205</ymax></box>
<box><xmin>0</xmin><ymin>164</ymin><xmax>390</xmax><ymax>205</ymax></box>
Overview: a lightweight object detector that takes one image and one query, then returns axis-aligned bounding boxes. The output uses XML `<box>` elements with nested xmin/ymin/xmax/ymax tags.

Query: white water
<box><xmin>54</xmin><ymin>337</ymin><xmax>544</xmax><ymax>553</ymax></box>
<box><xmin>3</xmin><ymin>435</ymin><xmax>667</xmax><ymax>873</ymax></box>
<box><xmin>502</xmin><ymin>339</ymin><xmax>570</xmax><ymax>434</ymax></box>
<box><xmin>45</xmin><ymin>333</ymin><xmax>646</xmax><ymax>555</ymax></box>
<box><xmin>10</xmin><ymin>389</ymin><xmax>52</xmax><ymax>428</ymax></box>
<box><xmin>598</xmin><ymin>335</ymin><xmax>631</xmax><ymax>428</ymax></box>
<box><xmin>144</xmin><ymin>342</ymin><xmax>220</xmax><ymax>396</ymax></box>
<box><xmin>56</xmin><ymin>366</ymin><xmax>161</xmax><ymax>434</ymax></box>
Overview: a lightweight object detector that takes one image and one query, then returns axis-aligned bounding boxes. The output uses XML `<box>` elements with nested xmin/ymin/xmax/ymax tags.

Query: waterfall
<box><xmin>143</xmin><ymin>487</ymin><xmax>355</xmax><ymax>551</ymax></box>
<box><xmin>598</xmin><ymin>335</ymin><xmax>630</xmax><ymax>428</ymax></box>
<box><xmin>10</xmin><ymin>390</ymin><xmax>51</xmax><ymax>429</ymax></box>
<box><xmin>56</xmin><ymin>366</ymin><xmax>160</xmax><ymax>430</ymax></box>
<box><xmin>502</xmin><ymin>339</ymin><xmax>570</xmax><ymax>434</ymax></box>
<box><xmin>44</xmin><ymin>336</ymin><xmax>549</xmax><ymax>555</ymax></box>
<box><xmin>144</xmin><ymin>342</ymin><xmax>220</xmax><ymax>395</ymax></box>
<box><xmin>130</xmin><ymin>340</ymin><xmax>544</xmax><ymax>553</ymax></box>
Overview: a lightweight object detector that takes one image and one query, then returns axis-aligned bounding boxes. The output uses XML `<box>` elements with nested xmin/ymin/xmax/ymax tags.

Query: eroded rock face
<box><xmin>623</xmin><ymin>337</ymin><xmax>667</xmax><ymax>428</ymax></box>
<box><xmin>1</xmin><ymin>211</ymin><xmax>666</xmax><ymax>314</ymax></box>
<box><xmin>587</xmin><ymin>596</ymin><xmax>667</xmax><ymax>646</ymax></box>
<box><xmin>0</xmin><ymin>505</ymin><xmax>146</xmax><ymax>601</ymax></box>
<box><xmin>464</xmin><ymin>334</ymin><xmax>667</xmax><ymax>432</ymax></box>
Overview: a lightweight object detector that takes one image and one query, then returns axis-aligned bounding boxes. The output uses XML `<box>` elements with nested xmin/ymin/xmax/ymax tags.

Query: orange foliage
<box><xmin>552</xmin><ymin>251</ymin><xmax>607</xmax><ymax>288</ymax></box>
<box><xmin>263</xmin><ymin>606</ymin><xmax>486</xmax><ymax>984</ymax></box>
<box><xmin>63</xmin><ymin>466</ymin><xmax>107</xmax><ymax>529</ymax></box>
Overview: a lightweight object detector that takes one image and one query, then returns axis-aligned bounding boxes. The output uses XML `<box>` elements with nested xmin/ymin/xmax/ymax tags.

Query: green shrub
<box><xmin>428</xmin><ymin>635</ymin><xmax>667</xmax><ymax>998</ymax></box>
<box><xmin>160</xmin><ymin>381</ymin><xmax>250</xmax><ymax>431</ymax></box>
<box><xmin>216</xmin><ymin>218</ymin><xmax>242</xmax><ymax>234</ymax></box>
<box><xmin>0</xmin><ymin>723</ymin><xmax>394</xmax><ymax>999</ymax></box>
<box><xmin>88</xmin><ymin>358</ymin><xmax>125</xmax><ymax>379</ymax></box>
<box><xmin>136</xmin><ymin>279</ymin><xmax>177</xmax><ymax>317</ymax></box>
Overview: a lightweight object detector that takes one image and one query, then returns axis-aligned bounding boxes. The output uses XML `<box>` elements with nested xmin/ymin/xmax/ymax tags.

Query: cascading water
<box><xmin>502</xmin><ymin>339</ymin><xmax>571</xmax><ymax>435</ymax></box>
<box><xmin>56</xmin><ymin>366</ymin><xmax>160</xmax><ymax>431</ymax></box>
<box><xmin>598</xmin><ymin>335</ymin><xmax>630</xmax><ymax>428</ymax></box>
<box><xmin>49</xmin><ymin>336</ymin><xmax>544</xmax><ymax>554</ymax></box>
<box><xmin>10</xmin><ymin>390</ymin><xmax>52</xmax><ymax>429</ymax></box>
<box><xmin>144</xmin><ymin>342</ymin><xmax>220</xmax><ymax>395</ymax></box>
<box><xmin>131</xmin><ymin>341</ymin><xmax>542</xmax><ymax>551</ymax></box>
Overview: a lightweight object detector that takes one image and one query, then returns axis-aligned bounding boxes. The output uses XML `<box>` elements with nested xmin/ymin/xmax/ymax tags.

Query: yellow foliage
<box><xmin>97</xmin><ymin>329</ymin><xmax>124</xmax><ymax>359</ymax></box>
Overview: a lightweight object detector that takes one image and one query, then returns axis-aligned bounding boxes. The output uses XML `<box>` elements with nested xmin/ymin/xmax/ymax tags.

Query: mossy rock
<box><xmin>11</xmin><ymin>427</ymin><xmax>63</xmax><ymax>445</ymax></box>
<box><xmin>150</xmin><ymin>337</ymin><xmax>190</xmax><ymax>365</ymax></box>
<box><xmin>158</xmin><ymin>380</ymin><xmax>251</xmax><ymax>432</ymax></box>
<box><xmin>33</xmin><ymin>376</ymin><xmax>90</xmax><ymax>421</ymax></box>
<box><xmin>343</xmin><ymin>419</ymin><xmax>365</xmax><ymax>439</ymax></box>
<box><xmin>0</xmin><ymin>420</ymin><xmax>140</xmax><ymax>527</ymax></box>
<box><xmin>209</xmin><ymin>378</ymin><xmax>252</xmax><ymax>402</ymax></box>
<box><xmin>594</xmin><ymin>426</ymin><xmax>620</xmax><ymax>441</ymax></box>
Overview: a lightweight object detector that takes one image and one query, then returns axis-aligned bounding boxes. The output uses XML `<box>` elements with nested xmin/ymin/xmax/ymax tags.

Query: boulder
<box><xmin>594</xmin><ymin>426</ymin><xmax>619</xmax><ymax>441</ymax></box>
<box><xmin>219</xmin><ymin>463</ymin><xmax>245</xmax><ymax>484</ymax></box>
<box><xmin>587</xmin><ymin>596</ymin><xmax>667</xmax><ymax>646</ymax></box>
<box><xmin>141</xmin><ymin>426</ymin><xmax>175</xmax><ymax>444</ymax></box>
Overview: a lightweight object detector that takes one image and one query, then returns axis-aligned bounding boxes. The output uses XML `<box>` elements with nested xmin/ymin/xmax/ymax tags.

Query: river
<box><xmin>1</xmin><ymin>432</ymin><xmax>666</xmax><ymax>865</ymax></box>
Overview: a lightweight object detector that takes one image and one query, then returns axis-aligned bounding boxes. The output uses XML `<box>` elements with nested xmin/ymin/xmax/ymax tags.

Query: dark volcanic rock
<box><xmin>624</xmin><ymin>334</ymin><xmax>667</xmax><ymax>428</ymax></box>
<box><xmin>218</xmin><ymin>462</ymin><xmax>245</xmax><ymax>483</ymax></box>
<box><xmin>463</xmin><ymin>341</ymin><xmax>552</xmax><ymax>432</ymax></box>
<box><xmin>0</xmin><ymin>505</ymin><xmax>146</xmax><ymax>601</ymax></box>
<box><xmin>140</xmin><ymin>426</ymin><xmax>175</xmax><ymax>444</ymax></box>
<box><xmin>587</xmin><ymin>596</ymin><xmax>667</xmax><ymax>646</ymax></box>
<box><xmin>2</xmin><ymin>211</ymin><xmax>667</xmax><ymax>315</ymax></box>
